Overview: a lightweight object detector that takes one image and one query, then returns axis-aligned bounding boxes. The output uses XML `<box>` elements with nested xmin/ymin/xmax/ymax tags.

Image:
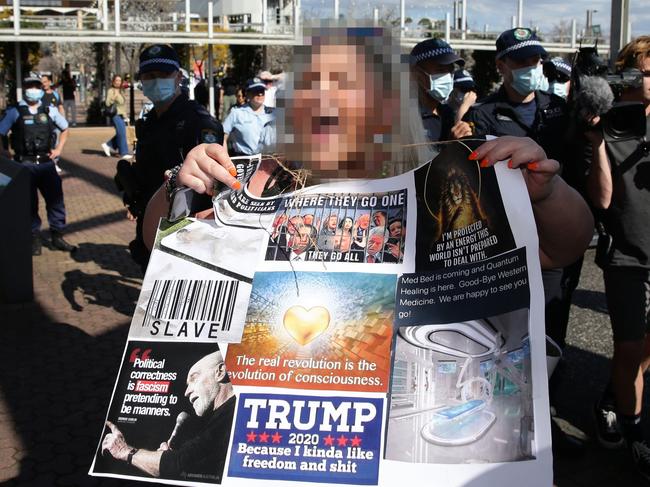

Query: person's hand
<box><xmin>469</xmin><ymin>136</ymin><xmax>560</xmax><ymax>204</ymax></box>
<box><xmin>387</xmin><ymin>242</ymin><xmax>402</xmax><ymax>259</ymax></box>
<box><xmin>460</xmin><ymin>90</ymin><xmax>478</xmax><ymax>108</ymax></box>
<box><xmin>451</xmin><ymin>121</ymin><xmax>473</xmax><ymax>139</ymax></box>
<box><xmin>583</xmin><ymin>115</ymin><xmax>604</xmax><ymax>147</ymax></box>
<box><xmin>102</xmin><ymin>421</ymin><xmax>130</xmax><ymax>461</ymax></box>
<box><xmin>177</xmin><ymin>143</ymin><xmax>240</xmax><ymax>196</ymax></box>
<box><xmin>158</xmin><ymin>441</ymin><xmax>171</xmax><ymax>451</ymax></box>
<box><xmin>125</xmin><ymin>207</ymin><xmax>137</xmax><ymax>221</ymax></box>
<box><xmin>49</xmin><ymin>147</ymin><xmax>62</xmax><ymax>159</ymax></box>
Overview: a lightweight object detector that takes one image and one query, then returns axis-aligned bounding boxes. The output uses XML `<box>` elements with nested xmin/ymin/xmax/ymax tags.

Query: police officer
<box><xmin>222</xmin><ymin>78</ymin><xmax>275</xmax><ymax>156</ymax></box>
<box><xmin>460</xmin><ymin>28</ymin><xmax>568</xmax><ymax>161</ymax></box>
<box><xmin>409</xmin><ymin>38</ymin><xmax>467</xmax><ymax>143</ymax></box>
<box><xmin>126</xmin><ymin>44</ymin><xmax>224</xmax><ymax>270</ymax></box>
<box><xmin>0</xmin><ymin>75</ymin><xmax>75</xmax><ymax>255</ymax></box>
<box><xmin>461</xmin><ymin>28</ymin><xmax>584</xmax><ymax>455</ymax></box>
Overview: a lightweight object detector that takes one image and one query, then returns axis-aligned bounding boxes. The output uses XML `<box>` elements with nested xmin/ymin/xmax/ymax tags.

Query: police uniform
<box><xmin>128</xmin><ymin>44</ymin><xmax>224</xmax><ymax>270</ymax></box>
<box><xmin>464</xmin><ymin>87</ymin><xmax>569</xmax><ymax>164</ymax></box>
<box><xmin>0</xmin><ymin>89</ymin><xmax>73</xmax><ymax>253</ymax></box>
<box><xmin>409</xmin><ymin>38</ymin><xmax>464</xmax><ymax>144</ymax></box>
<box><xmin>463</xmin><ymin>29</ymin><xmax>573</xmax><ymax>350</ymax></box>
<box><xmin>222</xmin><ymin>78</ymin><xmax>275</xmax><ymax>156</ymax></box>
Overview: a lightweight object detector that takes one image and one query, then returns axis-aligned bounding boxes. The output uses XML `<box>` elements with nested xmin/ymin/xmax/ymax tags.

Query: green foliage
<box><xmin>0</xmin><ymin>42</ymin><xmax>42</xmax><ymax>104</ymax></box>
<box><xmin>229</xmin><ymin>39</ymin><xmax>263</xmax><ymax>83</ymax></box>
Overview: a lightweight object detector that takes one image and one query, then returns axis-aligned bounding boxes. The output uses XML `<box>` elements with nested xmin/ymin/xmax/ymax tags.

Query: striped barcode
<box><xmin>143</xmin><ymin>279</ymin><xmax>239</xmax><ymax>331</ymax></box>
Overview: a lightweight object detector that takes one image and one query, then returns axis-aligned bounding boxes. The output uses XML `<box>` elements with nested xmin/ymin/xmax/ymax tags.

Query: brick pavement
<box><xmin>0</xmin><ymin>128</ymin><xmax>647</xmax><ymax>486</ymax></box>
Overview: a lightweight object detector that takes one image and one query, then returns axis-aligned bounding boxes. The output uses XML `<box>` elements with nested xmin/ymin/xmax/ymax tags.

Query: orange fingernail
<box><xmin>479</xmin><ymin>158</ymin><xmax>489</xmax><ymax>168</ymax></box>
<box><xmin>527</xmin><ymin>161</ymin><xmax>539</xmax><ymax>171</ymax></box>
<box><xmin>468</xmin><ymin>151</ymin><xmax>479</xmax><ymax>160</ymax></box>
<box><xmin>229</xmin><ymin>167</ymin><xmax>237</xmax><ymax>177</ymax></box>
<box><xmin>232</xmin><ymin>181</ymin><xmax>242</xmax><ymax>190</ymax></box>
<box><xmin>507</xmin><ymin>159</ymin><xmax>514</xmax><ymax>169</ymax></box>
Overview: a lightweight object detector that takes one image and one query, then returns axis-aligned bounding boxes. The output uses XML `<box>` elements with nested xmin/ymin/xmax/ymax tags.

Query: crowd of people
<box><xmin>1</xmin><ymin>24</ymin><xmax>648</xmax><ymax>483</ymax></box>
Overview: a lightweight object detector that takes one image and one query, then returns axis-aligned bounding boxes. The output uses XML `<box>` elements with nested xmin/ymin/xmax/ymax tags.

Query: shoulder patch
<box><xmin>201</xmin><ymin>128</ymin><xmax>219</xmax><ymax>144</ymax></box>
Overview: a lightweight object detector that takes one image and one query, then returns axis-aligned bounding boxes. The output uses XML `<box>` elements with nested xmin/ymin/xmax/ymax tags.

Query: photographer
<box><xmin>587</xmin><ymin>36</ymin><xmax>650</xmax><ymax>480</ymax></box>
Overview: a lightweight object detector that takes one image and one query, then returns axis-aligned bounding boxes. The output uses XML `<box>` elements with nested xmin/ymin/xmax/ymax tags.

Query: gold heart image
<box><xmin>283</xmin><ymin>306</ymin><xmax>331</xmax><ymax>346</ymax></box>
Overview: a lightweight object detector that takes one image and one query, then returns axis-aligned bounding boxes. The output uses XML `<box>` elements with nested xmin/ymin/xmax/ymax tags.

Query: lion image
<box><xmin>434</xmin><ymin>167</ymin><xmax>487</xmax><ymax>242</ymax></box>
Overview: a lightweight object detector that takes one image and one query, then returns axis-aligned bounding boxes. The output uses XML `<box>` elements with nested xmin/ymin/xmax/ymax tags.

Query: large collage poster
<box><xmin>90</xmin><ymin>142</ymin><xmax>552</xmax><ymax>487</ymax></box>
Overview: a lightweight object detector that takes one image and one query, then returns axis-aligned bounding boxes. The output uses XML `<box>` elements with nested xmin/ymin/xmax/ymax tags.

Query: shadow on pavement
<box><xmin>570</xmin><ymin>289</ymin><xmax>608</xmax><ymax>315</ymax></box>
<box><xmin>0</xmin><ymin>302</ymin><xmax>168</xmax><ymax>487</ymax></box>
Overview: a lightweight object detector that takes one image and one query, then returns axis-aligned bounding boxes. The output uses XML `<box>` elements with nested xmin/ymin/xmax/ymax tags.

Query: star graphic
<box><xmin>323</xmin><ymin>434</ymin><xmax>334</xmax><ymax>447</ymax></box>
<box><xmin>258</xmin><ymin>432</ymin><xmax>270</xmax><ymax>443</ymax></box>
<box><xmin>271</xmin><ymin>432</ymin><xmax>282</xmax><ymax>444</ymax></box>
<box><xmin>246</xmin><ymin>431</ymin><xmax>257</xmax><ymax>443</ymax></box>
<box><xmin>350</xmin><ymin>435</ymin><xmax>362</xmax><ymax>447</ymax></box>
<box><xmin>337</xmin><ymin>435</ymin><xmax>348</xmax><ymax>447</ymax></box>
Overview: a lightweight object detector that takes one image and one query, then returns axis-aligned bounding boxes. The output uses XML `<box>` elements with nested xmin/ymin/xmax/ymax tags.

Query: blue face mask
<box><xmin>548</xmin><ymin>81</ymin><xmax>568</xmax><ymax>99</ymax></box>
<box><xmin>25</xmin><ymin>88</ymin><xmax>44</xmax><ymax>103</ymax></box>
<box><xmin>510</xmin><ymin>64</ymin><xmax>545</xmax><ymax>96</ymax></box>
<box><xmin>425</xmin><ymin>72</ymin><xmax>454</xmax><ymax>102</ymax></box>
<box><xmin>142</xmin><ymin>77</ymin><xmax>177</xmax><ymax>104</ymax></box>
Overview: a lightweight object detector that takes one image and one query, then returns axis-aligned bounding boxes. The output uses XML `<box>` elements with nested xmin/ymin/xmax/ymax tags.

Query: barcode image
<box><xmin>144</xmin><ymin>279</ymin><xmax>239</xmax><ymax>331</ymax></box>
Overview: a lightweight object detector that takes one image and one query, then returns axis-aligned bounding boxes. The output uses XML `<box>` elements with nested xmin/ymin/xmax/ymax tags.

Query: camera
<box><xmin>570</xmin><ymin>45</ymin><xmax>646</xmax><ymax>140</ymax></box>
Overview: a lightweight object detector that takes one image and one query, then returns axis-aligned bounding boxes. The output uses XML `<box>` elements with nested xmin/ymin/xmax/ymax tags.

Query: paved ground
<box><xmin>0</xmin><ymin>127</ymin><xmax>647</xmax><ymax>486</ymax></box>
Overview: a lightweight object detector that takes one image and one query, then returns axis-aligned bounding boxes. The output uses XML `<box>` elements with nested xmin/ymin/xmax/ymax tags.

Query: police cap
<box><xmin>139</xmin><ymin>44</ymin><xmax>181</xmax><ymax>75</ymax></box>
<box><xmin>410</xmin><ymin>38</ymin><xmax>464</xmax><ymax>67</ymax></box>
<box><xmin>496</xmin><ymin>28</ymin><xmax>547</xmax><ymax>61</ymax></box>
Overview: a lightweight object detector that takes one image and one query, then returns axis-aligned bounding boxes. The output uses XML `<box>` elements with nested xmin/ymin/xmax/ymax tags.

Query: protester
<box><xmin>102</xmin><ymin>74</ymin><xmax>132</xmax><ymax>160</ymax></box>
<box><xmin>141</xmin><ymin>26</ymin><xmax>593</xmax><ymax>278</ymax></box>
<box><xmin>587</xmin><ymin>36</ymin><xmax>650</xmax><ymax>479</ymax></box>
<box><xmin>0</xmin><ymin>75</ymin><xmax>75</xmax><ymax>255</ymax></box>
<box><xmin>222</xmin><ymin>78</ymin><xmax>275</xmax><ymax>156</ymax></box>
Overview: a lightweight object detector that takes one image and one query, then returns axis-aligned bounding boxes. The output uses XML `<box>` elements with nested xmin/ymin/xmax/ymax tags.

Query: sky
<box><xmin>301</xmin><ymin>0</ymin><xmax>648</xmax><ymax>38</ymax></box>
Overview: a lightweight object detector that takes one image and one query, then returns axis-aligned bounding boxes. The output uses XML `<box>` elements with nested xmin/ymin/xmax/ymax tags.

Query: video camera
<box><xmin>570</xmin><ymin>45</ymin><xmax>646</xmax><ymax>141</ymax></box>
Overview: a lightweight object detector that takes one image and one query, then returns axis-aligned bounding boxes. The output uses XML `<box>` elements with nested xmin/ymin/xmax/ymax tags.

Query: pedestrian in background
<box><xmin>102</xmin><ymin>74</ymin><xmax>132</xmax><ymax>160</ymax></box>
<box><xmin>60</xmin><ymin>64</ymin><xmax>77</xmax><ymax>126</ymax></box>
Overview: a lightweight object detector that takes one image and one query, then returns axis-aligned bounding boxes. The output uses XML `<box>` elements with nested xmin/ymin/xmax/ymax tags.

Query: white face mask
<box><xmin>548</xmin><ymin>81</ymin><xmax>568</xmax><ymax>99</ymax></box>
<box><xmin>510</xmin><ymin>64</ymin><xmax>545</xmax><ymax>96</ymax></box>
<box><xmin>424</xmin><ymin>72</ymin><xmax>454</xmax><ymax>102</ymax></box>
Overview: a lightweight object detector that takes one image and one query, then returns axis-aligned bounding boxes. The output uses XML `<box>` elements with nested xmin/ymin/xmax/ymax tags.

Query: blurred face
<box><xmin>287</xmin><ymin>216</ymin><xmax>304</xmax><ymax>235</ymax></box>
<box><xmin>112</xmin><ymin>76</ymin><xmax>122</xmax><ymax>89</ymax></box>
<box><xmin>185</xmin><ymin>354</ymin><xmax>222</xmax><ymax>417</ymax></box>
<box><xmin>41</xmin><ymin>76</ymin><xmax>51</xmax><ymax>90</ymax></box>
<box><xmin>288</xmin><ymin>43</ymin><xmax>391</xmax><ymax>178</ymax></box>
<box><xmin>342</xmin><ymin>217</ymin><xmax>353</xmax><ymax>230</ymax></box>
<box><xmin>303</xmin><ymin>214</ymin><xmax>314</xmax><ymax>226</ymax></box>
<box><xmin>367</xmin><ymin>234</ymin><xmax>384</xmax><ymax>254</ymax></box>
<box><xmin>372</xmin><ymin>212</ymin><xmax>386</xmax><ymax>227</ymax></box>
<box><xmin>389</xmin><ymin>221</ymin><xmax>403</xmax><ymax>238</ymax></box>
<box><xmin>357</xmin><ymin>213</ymin><xmax>370</xmax><ymax>230</ymax></box>
<box><xmin>236</xmin><ymin>89</ymin><xmax>245</xmax><ymax>105</ymax></box>
<box><xmin>291</xmin><ymin>225</ymin><xmax>313</xmax><ymax>253</ymax></box>
<box><xmin>327</xmin><ymin>215</ymin><xmax>338</xmax><ymax>230</ymax></box>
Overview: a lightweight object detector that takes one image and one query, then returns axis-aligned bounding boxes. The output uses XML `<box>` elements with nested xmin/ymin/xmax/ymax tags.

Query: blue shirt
<box><xmin>0</xmin><ymin>100</ymin><xmax>69</xmax><ymax>136</ymax></box>
<box><xmin>509</xmin><ymin>99</ymin><xmax>537</xmax><ymax>128</ymax></box>
<box><xmin>222</xmin><ymin>104</ymin><xmax>274</xmax><ymax>155</ymax></box>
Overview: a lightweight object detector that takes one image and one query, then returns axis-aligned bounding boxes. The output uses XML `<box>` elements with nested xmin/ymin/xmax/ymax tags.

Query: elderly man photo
<box><xmin>102</xmin><ymin>350</ymin><xmax>235</xmax><ymax>482</ymax></box>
